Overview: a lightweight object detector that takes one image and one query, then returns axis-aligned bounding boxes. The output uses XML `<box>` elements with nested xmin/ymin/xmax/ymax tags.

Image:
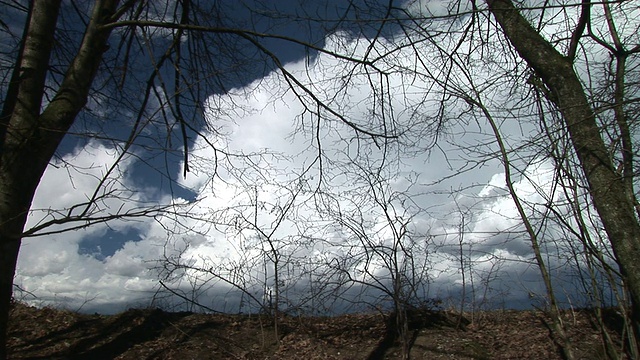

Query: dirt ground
<box><xmin>6</xmin><ymin>300</ymin><xmax>627</xmax><ymax>359</ymax></box>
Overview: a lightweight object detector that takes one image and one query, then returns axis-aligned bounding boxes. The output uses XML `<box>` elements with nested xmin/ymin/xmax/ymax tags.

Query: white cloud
<box><xmin>26</xmin><ymin>141</ymin><xmax>142</xmax><ymax>238</ymax></box>
<box><xmin>18</xmin><ymin>239</ymin><xmax>78</xmax><ymax>277</ymax></box>
<box><xmin>15</xmin><ymin>21</ymin><xmax>596</xmax><ymax>314</ymax></box>
<box><xmin>402</xmin><ymin>0</ymin><xmax>459</xmax><ymax>18</ymax></box>
<box><xmin>15</xmin><ymin>141</ymin><xmax>164</xmax><ymax>312</ymax></box>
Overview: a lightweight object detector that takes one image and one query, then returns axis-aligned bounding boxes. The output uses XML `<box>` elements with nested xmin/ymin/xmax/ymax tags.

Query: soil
<box><xmin>7</xmin><ymin>300</ymin><xmax>628</xmax><ymax>359</ymax></box>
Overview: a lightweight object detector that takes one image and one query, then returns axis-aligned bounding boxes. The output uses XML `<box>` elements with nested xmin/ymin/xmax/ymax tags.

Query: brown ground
<box><xmin>7</xmin><ymin>300</ymin><xmax>627</xmax><ymax>359</ymax></box>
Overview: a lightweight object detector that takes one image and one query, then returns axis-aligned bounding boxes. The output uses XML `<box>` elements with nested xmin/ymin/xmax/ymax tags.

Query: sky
<box><xmin>8</xmin><ymin>0</ymin><xmax>632</xmax><ymax>314</ymax></box>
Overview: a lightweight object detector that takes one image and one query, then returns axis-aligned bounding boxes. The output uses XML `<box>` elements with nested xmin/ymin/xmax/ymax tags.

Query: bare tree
<box><xmin>486</xmin><ymin>0</ymin><xmax>640</xmax><ymax>331</ymax></box>
<box><xmin>0</xmin><ymin>1</ymin><xmax>399</xmax><ymax>357</ymax></box>
<box><xmin>151</xmin><ymin>1</ymin><xmax>640</xmax><ymax>356</ymax></box>
<box><xmin>313</xmin><ymin>158</ymin><xmax>433</xmax><ymax>359</ymax></box>
<box><xmin>2</xmin><ymin>1</ymin><xmax>638</xmax><ymax>358</ymax></box>
<box><xmin>385</xmin><ymin>0</ymin><xmax>639</xmax><ymax>354</ymax></box>
<box><xmin>537</xmin><ymin>88</ymin><xmax>638</xmax><ymax>359</ymax></box>
<box><xmin>150</xmin><ymin>2</ymin><xmax>639</xmax><ymax>356</ymax></box>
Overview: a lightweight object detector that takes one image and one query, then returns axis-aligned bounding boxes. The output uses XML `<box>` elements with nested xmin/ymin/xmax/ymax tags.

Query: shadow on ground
<box><xmin>7</xmin><ymin>301</ymin><xmax>620</xmax><ymax>359</ymax></box>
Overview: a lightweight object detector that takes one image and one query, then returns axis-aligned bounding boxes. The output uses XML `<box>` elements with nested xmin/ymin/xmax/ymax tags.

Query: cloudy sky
<box><xmin>10</xmin><ymin>0</ymin><xmax>623</xmax><ymax>314</ymax></box>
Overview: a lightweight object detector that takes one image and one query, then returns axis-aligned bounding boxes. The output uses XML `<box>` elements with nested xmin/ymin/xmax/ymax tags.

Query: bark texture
<box><xmin>487</xmin><ymin>0</ymin><xmax>640</xmax><ymax>328</ymax></box>
<box><xmin>0</xmin><ymin>1</ymin><xmax>120</xmax><ymax>358</ymax></box>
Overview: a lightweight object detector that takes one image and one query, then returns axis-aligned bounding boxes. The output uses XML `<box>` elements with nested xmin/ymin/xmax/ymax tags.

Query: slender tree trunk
<box><xmin>483</xmin><ymin>101</ymin><xmax>575</xmax><ymax>359</ymax></box>
<box><xmin>0</xmin><ymin>1</ymin><xmax>120</xmax><ymax>358</ymax></box>
<box><xmin>487</xmin><ymin>0</ymin><xmax>640</xmax><ymax>333</ymax></box>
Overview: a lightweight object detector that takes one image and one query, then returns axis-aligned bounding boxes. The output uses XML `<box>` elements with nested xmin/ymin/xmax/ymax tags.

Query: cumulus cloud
<box><xmin>16</xmin><ymin>141</ymin><xmax>167</xmax><ymax>312</ymax></box>
<box><xmin>16</xmin><ymin>23</ymin><xmax>587</xmax><ymax>314</ymax></box>
<box><xmin>402</xmin><ymin>0</ymin><xmax>463</xmax><ymax>18</ymax></box>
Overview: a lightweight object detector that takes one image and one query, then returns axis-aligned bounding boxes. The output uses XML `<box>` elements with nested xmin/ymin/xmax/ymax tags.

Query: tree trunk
<box><xmin>0</xmin><ymin>239</ymin><xmax>21</xmax><ymax>360</ymax></box>
<box><xmin>487</xmin><ymin>0</ymin><xmax>640</xmax><ymax>331</ymax></box>
<box><xmin>0</xmin><ymin>1</ymin><xmax>120</xmax><ymax>358</ymax></box>
<box><xmin>0</xmin><ymin>2</ymin><xmax>62</xmax><ymax>358</ymax></box>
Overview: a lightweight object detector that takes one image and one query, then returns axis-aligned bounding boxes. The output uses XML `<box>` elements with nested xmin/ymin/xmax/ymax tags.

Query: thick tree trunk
<box><xmin>0</xmin><ymin>239</ymin><xmax>21</xmax><ymax>360</ymax></box>
<box><xmin>0</xmin><ymin>1</ymin><xmax>120</xmax><ymax>358</ymax></box>
<box><xmin>0</xmin><ymin>2</ymin><xmax>62</xmax><ymax>358</ymax></box>
<box><xmin>487</xmin><ymin>0</ymin><xmax>640</xmax><ymax>329</ymax></box>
